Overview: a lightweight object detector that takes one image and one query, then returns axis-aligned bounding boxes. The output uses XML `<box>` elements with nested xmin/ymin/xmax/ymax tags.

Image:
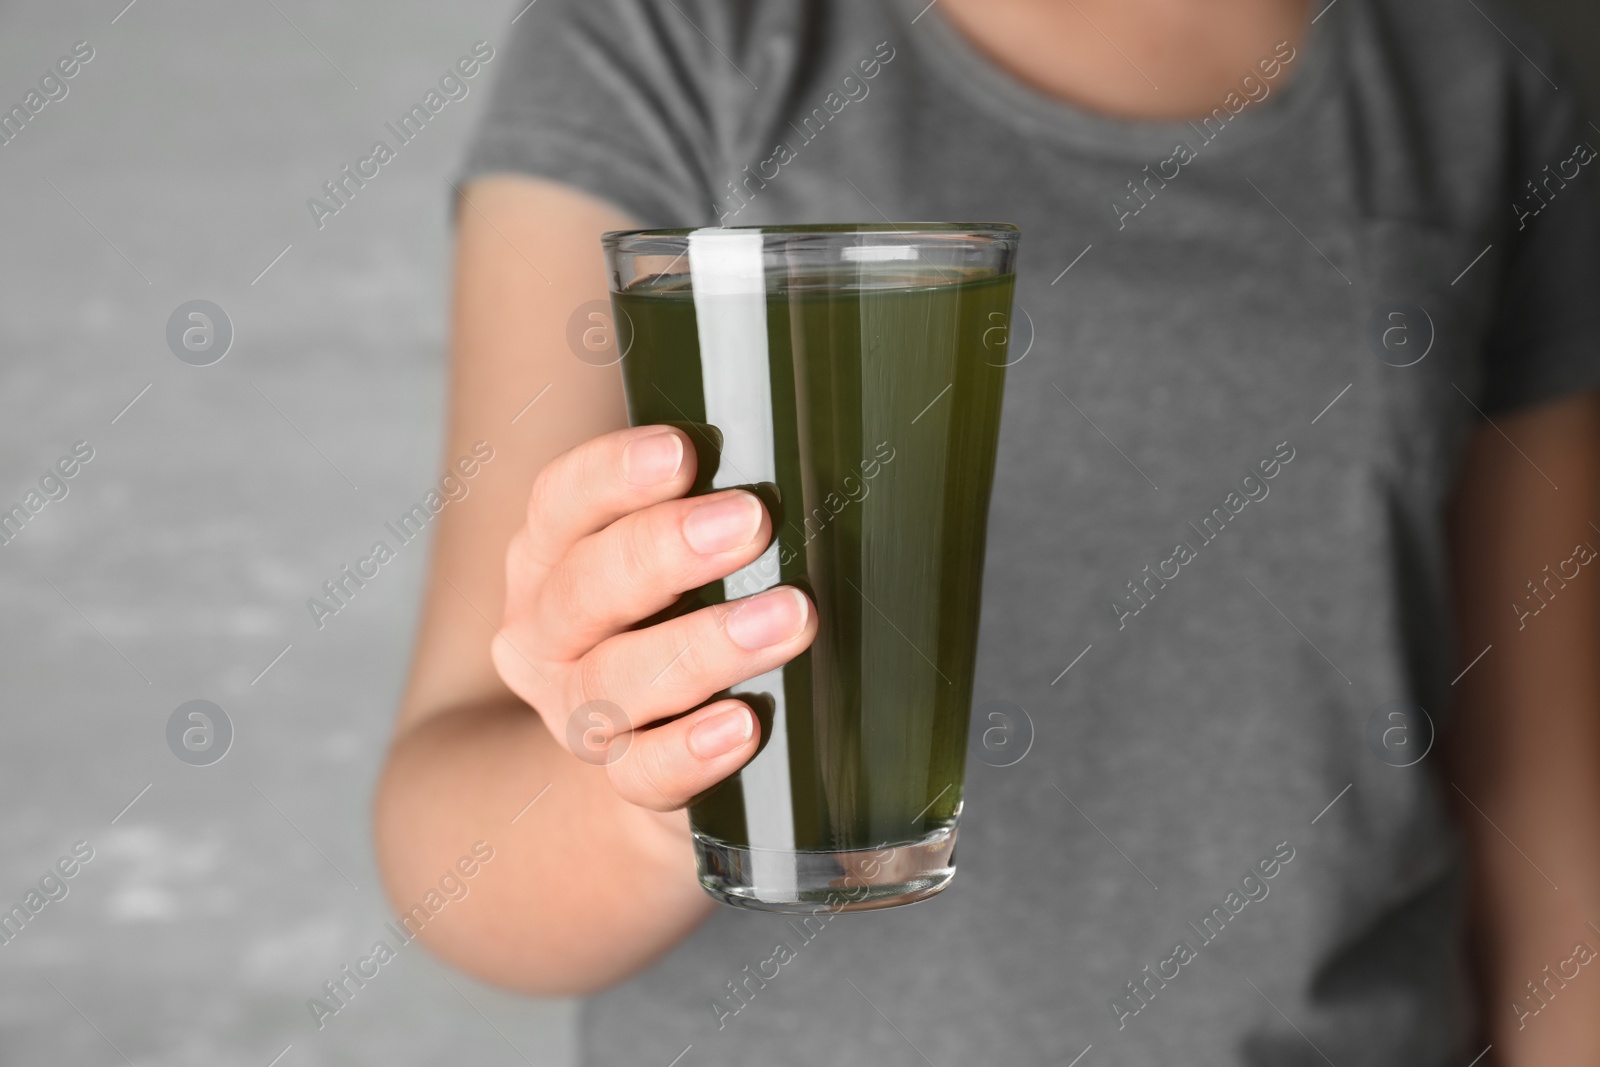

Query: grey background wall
<box><xmin>0</xmin><ymin>2</ymin><xmax>573</xmax><ymax>1065</ymax></box>
<box><xmin>0</xmin><ymin>2</ymin><xmax>1592</xmax><ymax>1065</ymax></box>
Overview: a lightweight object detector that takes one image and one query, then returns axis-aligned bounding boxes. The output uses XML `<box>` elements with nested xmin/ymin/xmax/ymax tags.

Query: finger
<box><xmin>575</xmin><ymin>585</ymin><xmax>816</xmax><ymax>729</ymax></box>
<box><xmin>522</xmin><ymin>424</ymin><xmax>697</xmax><ymax>571</ymax></box>
<box><xmin>532</xmin><ymin>488</ymin><xmax>771</xmax><ymax>660</ymax></box>
<box><xmin>607</xmin><ymin>699</ymin><xmax>762</xmax><ymax>811</ymax></box>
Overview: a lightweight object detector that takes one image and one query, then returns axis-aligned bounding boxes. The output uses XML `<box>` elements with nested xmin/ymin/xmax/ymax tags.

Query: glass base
<box><xmin>693</xmin><ymin>823</ymin><xmax>958</xmax><ymax>913</ymax></box>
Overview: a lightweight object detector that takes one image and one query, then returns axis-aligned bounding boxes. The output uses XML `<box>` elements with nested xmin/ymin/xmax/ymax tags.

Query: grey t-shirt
<box><xmin>459</xmin><ymin>0</ymin><xmax>1600</xmax><ymax>1062</ymax></box>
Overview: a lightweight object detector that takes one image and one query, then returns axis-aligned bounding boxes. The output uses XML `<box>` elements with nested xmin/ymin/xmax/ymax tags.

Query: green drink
<box><xmin>604</xmin><ymin>224</ymin><xmax>1019</xmax><ymax>911</ymax></box>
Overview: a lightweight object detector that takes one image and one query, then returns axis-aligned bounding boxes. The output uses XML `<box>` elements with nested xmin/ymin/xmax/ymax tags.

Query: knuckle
<box><xmin>503</xmin><ymin>527</ymin><xmax>538</xmax><ymax>589</ymax></box>
<box><xmin>575</xmin><ymin>434</ymin><xmax>623</xmax><ymax>505</ymax></box>
<box><xmin>573</xmin><ymin>647</ymin><xmax>614</xmax><ymax>707</ymax></box>
<box><xmin>525</xmin><ymin>457</ymin><xmax>565</xmax><ymax>526</ymax></box>
<box><xmin>490</xmin><ymin>629</ymin><xmax>544</xmax><ymax>705</ymax></box>
<box><xmin>529</xmin><ymin>439</ymin><xmax>603</xmax><ymax>526</ymax></box>
<box><xmin>659</xmin><ymin>634</ymin><xmax>718</xmax><ymax>695</ymax></box>
<box><xmin>544</xmin><ymin>557</ymin><xmax>607</xmax><ymax>638</ymax></box>
<box><xmin>625</xmin><ymin>503</ymin><xmax>700</xmax><ymax>593</ymax></box>
<box><xmin>613</xmin><ymin>737</ymin><xmax>679</xmax><ymax>810</ymax></box>
<box><xmin>489</xmin><ymin>631</ymin><xmax>517</xmax><ymax>686</ymax></box>
<box><xmin>609</xmin><ymin>514</ymin><xmax>654</xmax><ymax>586</ymax></box>
<box><xmin>645</xmin><ymin>610</ymin><xmax>756</xmax><ymax>704</ymax></box>
<box><xmin>564</xmin><ymin>698</ymin><xmax>631</xmax><ymax>766</ymax></box>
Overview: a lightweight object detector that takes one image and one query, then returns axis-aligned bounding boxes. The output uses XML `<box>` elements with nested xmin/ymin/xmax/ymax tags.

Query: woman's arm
<box><xmin>1448</xmin><ymin>388</ymin><xmax>1600</xmax><ymax>1060</ymax></box>
<box><xmin>373</xmin><ymin>177</ymin><xmax>769</xmax><ymax>995</ymax></box>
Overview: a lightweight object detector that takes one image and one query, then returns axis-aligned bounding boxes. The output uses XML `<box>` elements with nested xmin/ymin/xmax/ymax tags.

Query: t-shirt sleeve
<box><xmin>455</xmin><ymin>0</ymin><xmax>724</xmax><ymax>228</ymax></box>
<box><xmin>1480</xmin><ymin>49</ymin><xmax>1600</xmax><ymax>415</ymax></box>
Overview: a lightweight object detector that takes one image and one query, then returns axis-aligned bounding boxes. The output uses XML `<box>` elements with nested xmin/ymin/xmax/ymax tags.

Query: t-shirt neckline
<box><xmin>887</xmin><ymin>0</ymin><xmax>1345</xmax><ymax>160</ymax></box>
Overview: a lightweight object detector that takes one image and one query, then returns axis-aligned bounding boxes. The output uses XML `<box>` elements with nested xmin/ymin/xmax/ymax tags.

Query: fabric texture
<box><xmin>458</xmin><ymin>0</ymin><xmax>1600</xmax><ymax>1062</ymax></box>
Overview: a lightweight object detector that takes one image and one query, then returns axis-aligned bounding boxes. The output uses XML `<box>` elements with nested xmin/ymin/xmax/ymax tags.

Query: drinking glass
<box><xmin>602</xmin><ymin>222</ymin><xmax>1019</xmax><ymax>911</ymax></box>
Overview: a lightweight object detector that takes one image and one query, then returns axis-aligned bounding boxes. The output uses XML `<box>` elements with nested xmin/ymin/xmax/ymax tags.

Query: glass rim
<box><xmin>604</xmin><ymin>221</ymin><xmax>1019</xmax><ymax>248</ymax></box>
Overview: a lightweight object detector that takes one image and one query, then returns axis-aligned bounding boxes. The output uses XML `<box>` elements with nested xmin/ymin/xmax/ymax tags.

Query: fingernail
<box><xmin>688</xmin><ymin>705</ymin><xmax>754</xmax><ymax>760</ymax></box>
<box><xmin>622</xmin><ymin>431</ymin><xmax>684</xmax><ymax>486</ymax></box>
<box><xmin>684</xmin><ymin>493</ymin><xmax>762</xmax><ymax>555</ymax></box>
<box><xmin>725</xmin><ymin>587</ymin><xmax>809</xmax><ymax>650</ymax></box>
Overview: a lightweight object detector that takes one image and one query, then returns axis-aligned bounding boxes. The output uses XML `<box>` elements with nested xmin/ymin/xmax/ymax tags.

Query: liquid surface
<box><xmin>615</xmin><ymin>271</ymin><xmax>1013</xmax><ymax>852</ymax></box>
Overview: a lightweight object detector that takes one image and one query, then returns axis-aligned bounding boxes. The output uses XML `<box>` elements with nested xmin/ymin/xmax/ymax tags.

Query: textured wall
<box><xmin>0</xmin><ymin>2</ymin><xmax>572</xmax><ymax>1065</ymax></box>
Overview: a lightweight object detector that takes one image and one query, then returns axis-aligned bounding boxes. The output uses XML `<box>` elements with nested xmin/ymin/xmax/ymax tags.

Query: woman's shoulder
<box><xmin>1357</xmin><ymin>0</ymin><xmax>1569</xmax><ymax>112</ymax></box>
<box><xmin>464</xmin><ymin>0</ymin><xmax>900</xmax><ymax>227</ymax></box>
<box><xmin>1342</xmin><ymin>0</ymin><xmax>1583</xmax><ymax>224</ymax></box>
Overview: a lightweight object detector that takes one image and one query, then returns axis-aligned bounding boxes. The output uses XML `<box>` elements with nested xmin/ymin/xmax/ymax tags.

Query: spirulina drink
<box><xmin>606</xmin><ymin>223</ymin><xmax>1018</xmax><ymax>911</ymax></box>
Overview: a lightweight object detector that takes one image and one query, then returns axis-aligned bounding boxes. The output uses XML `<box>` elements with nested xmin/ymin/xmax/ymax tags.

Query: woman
<box><xmin>376</xmin><ymin>0</ymin><xmax>1600</xmax><ymax>1061</ymax></box>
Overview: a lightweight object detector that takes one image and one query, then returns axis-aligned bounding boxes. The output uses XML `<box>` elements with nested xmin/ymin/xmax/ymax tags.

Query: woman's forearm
<box><xmin>373</xmin><ymin>702</ymin><xmax>713</xmax><ymax>995</ymax></box>
<box><xmin>1460</xmin><ymin>719</ymin><xmax>1600</xmax><ymax>1063</ymax></box>
<box><xmin>1447</xmin><ymin>390</ymin><xmax>1600</xmax><ymax>1063</ymax></box>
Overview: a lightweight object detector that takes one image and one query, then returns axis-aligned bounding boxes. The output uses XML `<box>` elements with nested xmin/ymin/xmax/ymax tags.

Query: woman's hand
<box><xmin>377</xmin><ymin>178</ymin><xmax>799</xmax><ymax>994</ymax></box>
<box><xmin>491</xmin><ymin>423</ymin><xmax>818</xmax><ymax>812</ymax></box>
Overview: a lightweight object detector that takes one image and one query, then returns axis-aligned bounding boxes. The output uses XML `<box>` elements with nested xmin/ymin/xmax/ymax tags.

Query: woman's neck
<box><xmin>933</xmin><ymin>0</ymin><xmax>1310</xmax><ymax>121</ymax></box>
